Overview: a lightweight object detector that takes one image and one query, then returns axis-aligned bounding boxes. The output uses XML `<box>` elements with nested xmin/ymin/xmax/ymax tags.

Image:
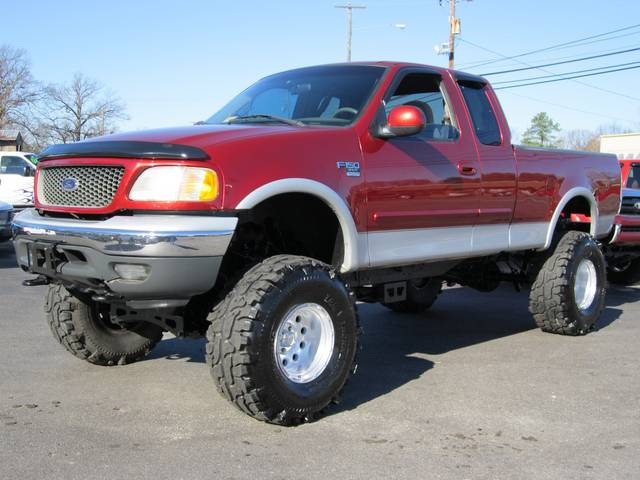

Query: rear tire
<box><xmin>205</xmin><ymin>255</ymin><xmax>359</xmax><ymax>425</ymax></box>
<box><xmin>383</xmin><ymin>277</ymin><xmax>442</xmax><ymax>314</ymax></box>
<box><xmin>529</xmin><ymin>231</ymin><xmax>606</xmax><ymax>335</ymax></box>
<box><xmin>45</xmin><ymin>284</ymin><xmax>163</xmax><ymax>365</ymax></box>
<box><xmin>607</xmin><ymin>258</ymin><xmax>640</xmax><ymax>286</ymax></box>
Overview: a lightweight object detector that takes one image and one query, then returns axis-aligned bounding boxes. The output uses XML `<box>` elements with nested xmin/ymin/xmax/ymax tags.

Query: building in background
<box><xmin>600</xmin><ymin>132</ymin><xmax>640</xmax><ymax>159</ymax></box>
<box><xmin>0</xmin><ymin>132</ymin><xmax>24</xmax><ymax>152</ymax></box>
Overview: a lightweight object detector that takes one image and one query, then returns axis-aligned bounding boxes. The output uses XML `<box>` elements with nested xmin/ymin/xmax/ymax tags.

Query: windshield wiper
<box><xmin>223</xmin><ymin>114</ymin><xmax>305</xmax><ymax>127</ymax></box>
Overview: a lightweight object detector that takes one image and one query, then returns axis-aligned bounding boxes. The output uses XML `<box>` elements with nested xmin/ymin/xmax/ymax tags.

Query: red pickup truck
<box><xmin>12</xmin><ymin>62</ymin><xmax>621</xmax><ymax>425</ymax></box>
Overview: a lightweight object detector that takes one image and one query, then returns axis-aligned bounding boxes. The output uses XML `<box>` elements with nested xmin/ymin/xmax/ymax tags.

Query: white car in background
<box><xmin>0</xmin><ymin>152</ymin><xmax>36</xmax><ymax>210</ymax></box>
<box><xmin>0</xmin><ymin>200</ymin><xmax>13</xmax><ymax>242</ymax></box>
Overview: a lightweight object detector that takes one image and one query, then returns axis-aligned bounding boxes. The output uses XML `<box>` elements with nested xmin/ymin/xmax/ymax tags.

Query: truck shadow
<box><xmin>335</xmin><ymin>286</ymin><xmax>624</xmax><ymax>414</ymax></box>
<box><xmin>148</xmin><ymin>284</ymin><xmax>628</xmax><ymax>415</ymax></box>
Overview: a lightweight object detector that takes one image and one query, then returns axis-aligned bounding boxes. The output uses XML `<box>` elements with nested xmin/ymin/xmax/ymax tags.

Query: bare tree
<box><xmin>38</xmin><ymin>73</ymin><xmax>127</xmax><ymax>144</ymax></box>
<box><xmin>0</xmin><ymin>45</ymin><xmax>39</xmax><ymax>132</ymax></box>
<box><xmin>561</xmin><ymin>129</ymin><xmax>600</xmax><ymax>152</ymax></box>
<box><xmin>561</xmin><ymin>124</ymin><xmax>632</xmax><ymax>152</ymax></box>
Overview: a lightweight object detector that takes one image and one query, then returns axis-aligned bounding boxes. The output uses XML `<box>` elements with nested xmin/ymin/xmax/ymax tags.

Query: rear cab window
<box><xmin>457</xmin><ymin>80</ymin><xmax>502</xmax><ymax>146</ymax></box>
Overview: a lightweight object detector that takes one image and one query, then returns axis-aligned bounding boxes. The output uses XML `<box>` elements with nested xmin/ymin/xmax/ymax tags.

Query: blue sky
<box><xmin>4</xmin><ymin>0</ymin><xmax>640</xmax><ymax>140</ymax></box>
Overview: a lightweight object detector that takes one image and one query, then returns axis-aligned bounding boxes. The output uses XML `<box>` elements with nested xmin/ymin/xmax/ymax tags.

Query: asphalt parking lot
<box><xmin>1</xmin><ymin>239</ymin><xmax>638</xmax><ymax>480</ymax></box>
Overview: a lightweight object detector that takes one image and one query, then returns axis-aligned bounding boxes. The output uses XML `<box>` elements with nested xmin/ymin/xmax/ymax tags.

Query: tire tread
<box><xmin>205</xmin><ymin>255</ymin><xmax>359</xmax><ymax>425</ymax></box>
<box><xmin>529</xmin><ymin>231</ymin><xmax>605</xmax><ymax>335</ymax></box>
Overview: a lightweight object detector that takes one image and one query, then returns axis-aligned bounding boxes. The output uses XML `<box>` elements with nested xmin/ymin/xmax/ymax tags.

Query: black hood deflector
<box><xmin>39</xmin><ymin>141</ymin><xmax>209</xmax><ymax>161</ymax></box>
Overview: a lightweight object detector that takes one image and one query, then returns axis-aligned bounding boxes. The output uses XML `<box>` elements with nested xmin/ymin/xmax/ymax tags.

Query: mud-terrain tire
<box><xmin>607</xmin><ymin>258</ymin><xmax>640</xmax><ymax>286</ymax></box>
<box><xmin>383</xmin><ymin>277</ymin><xmax>442</xmax><ymax>314</ymax></box>
<box><xmin>45</xmin><ymin>284</ymin><xmax>163</xmax><ymax>365</ymax></box>
<box><xmin>529</xmin><ymin>231</ymin><xmax>606</xmax><ymax>335</ymax></box>
<box><xmin>206</xmin><ymin>255</ymin><xmax>359</xmax><ymax>425</ymax></box>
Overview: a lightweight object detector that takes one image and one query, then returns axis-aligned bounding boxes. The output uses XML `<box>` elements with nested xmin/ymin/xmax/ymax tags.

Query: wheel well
<box><xmin>559</xmin><ymin>196</ymin><xmax>593</xmax><ymax>234</ymax></box>
<box><xmin>185</xmin><ymin>193</ymin><xmax>344</xmax><ymax>327</ymax></box>
<box><xmin>229</xmin><ymin>193</ymin><xmax>343</xmax><ymax>268</ymax></box>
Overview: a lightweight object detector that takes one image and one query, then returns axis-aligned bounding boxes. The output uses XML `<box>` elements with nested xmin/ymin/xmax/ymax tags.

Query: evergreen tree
<box><xmin>522</xmin><ymin>112</ymin><xmax>561</xmax><ymax>147</ymax></box>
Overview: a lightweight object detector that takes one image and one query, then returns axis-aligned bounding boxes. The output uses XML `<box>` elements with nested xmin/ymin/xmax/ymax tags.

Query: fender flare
<box><xmin>235</xmin><ymin>178</ymin><xmax>366</xmax><ymax>272</ymax></box>
<box><xmin>543</xmin><ymin>187</ymin><xmax>598</xmax><ymax>249</ymax></box>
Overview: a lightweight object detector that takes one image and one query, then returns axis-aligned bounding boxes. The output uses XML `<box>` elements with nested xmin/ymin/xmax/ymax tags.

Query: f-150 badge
<box><xmin>336</xmin><ymin>161</ymin><xmax>360</xmax><ymax>177</ymax></box>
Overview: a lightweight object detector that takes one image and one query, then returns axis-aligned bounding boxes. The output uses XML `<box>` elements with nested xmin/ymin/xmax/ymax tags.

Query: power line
<box><xmin>462</xmin><ymin>31</ymin><xmax>640</xmax><ymax>70</ymax></box>
<box><xmin>497</xmin><ymin>90</ymin><xmax>637</xmax><ymax>125</ymax></box>
<box><xmin>463</xmin><ymin>23</ymin><xmax>640</xmax><ymax>69</ymax></box>
<box><xmin>458</xmin><ymin>38</ymin><xmax>640</xmax><ymax>101</ymax></box>
<box><xmin>491</xmin><ymin>61</ymin><xmax>640</xmax><ymax>85</ymax></box>
<box><xmin>480</xmin><ymin>47</ymin><xmax>640</xmax><ymax>76</ymax></box>
<box><xmin>493</xmin><ymin>64</ymin><xmax>640</xmax><ymax>90</ymax></box>
<box><xmin>458</xmin><ymin>42</ymin><xmax>640</xmax><ymax>69</ymax></box>
<box><xmin>537</xmin><ymin>30</ymin><xmax>640</xmax><ymax>53</ymax></box>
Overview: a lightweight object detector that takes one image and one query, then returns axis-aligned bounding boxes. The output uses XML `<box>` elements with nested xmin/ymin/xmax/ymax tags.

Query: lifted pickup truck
<box><xmin>12</xmin><ymin>62</ymin><xmax>621</xmax><ymax>425</ymax></box>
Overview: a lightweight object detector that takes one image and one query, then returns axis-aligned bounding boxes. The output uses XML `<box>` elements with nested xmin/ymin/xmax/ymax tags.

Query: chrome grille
<box><xmin>620</xmin><ymin>196</ymin><xmax>640</xmax><ymax>216</ymax></box>
<box><xmin>38</xmin><ymin>166</ymin><xmax>125</xmax><ymax>208</ymax></box>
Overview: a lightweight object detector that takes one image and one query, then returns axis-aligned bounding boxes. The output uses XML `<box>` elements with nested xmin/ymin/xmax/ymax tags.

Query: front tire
<box><xmin>607</xmin><ymin>258</ymin><xmax>640</xmax><ymax>286</ymax></box>
<box><xmin>206</xmin><ymin>255</ymin><xmax>359</xmax><ymax>425</ymax></box>
<box><xmin>529</xmin><ymin>231</ymin><xmax>606</xmax><ymax>335</ymax></box>
<box><xmin>45</xmin><ymin>284</ymin><xmax>164</xmax><ymax>365</ymax></box>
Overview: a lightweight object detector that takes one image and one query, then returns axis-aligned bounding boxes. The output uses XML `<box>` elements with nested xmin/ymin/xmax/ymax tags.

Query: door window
<box><xmin>385</xmin><ymin>73</ymin><xmax>459</xmax><ymax>141</ymax></box>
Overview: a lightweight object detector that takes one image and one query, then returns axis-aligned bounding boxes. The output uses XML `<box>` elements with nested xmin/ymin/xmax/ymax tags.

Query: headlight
<box><xmin>129</xmin><ymin>166</ymin><xmax>219</xmax><ymax>202</ymax></box>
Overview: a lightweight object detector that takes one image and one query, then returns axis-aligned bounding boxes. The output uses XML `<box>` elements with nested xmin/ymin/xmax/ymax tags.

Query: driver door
<box><xmin>362</xmin><ymin>70</ymin><xmax>481</xmax><ymax>267</ymax></box>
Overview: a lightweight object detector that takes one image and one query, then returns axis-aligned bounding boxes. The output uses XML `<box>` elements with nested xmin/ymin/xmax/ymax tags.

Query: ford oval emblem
<box><xmin>635</xmin><ymin>202</ymin><xmax>640</xmax><ymax>210</ymax></box>
<box><xmin>61</xmin><ymin>177</ymin><xmax>79</xmax><ymax>191</ymax></box>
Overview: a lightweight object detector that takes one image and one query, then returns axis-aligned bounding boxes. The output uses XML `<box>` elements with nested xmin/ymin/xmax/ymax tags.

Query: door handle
<box><xmin>457</xmin><ymin>163</ymin><xmax>477</xmax><ymax>176</ymax></box>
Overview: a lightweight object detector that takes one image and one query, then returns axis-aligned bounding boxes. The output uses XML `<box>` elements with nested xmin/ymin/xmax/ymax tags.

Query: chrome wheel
<box><xmin>274</xmin><ymin>303</ymin><xmax>335</xmax><ymax>384</ymax></box>
<box><xmin>574</xmin><ymin>258</ymin><xmax>598</xmax><ymax>312</ymax></box>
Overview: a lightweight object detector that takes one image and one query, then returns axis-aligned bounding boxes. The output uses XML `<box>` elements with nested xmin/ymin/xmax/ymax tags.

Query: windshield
<box><xmin>627</xmin><ymin>163</ymin><xmax>640</xmax><ymax>189</ymax></box>
<box><xmin>206</xmin><ymin>65</ymin><xmax>385</xmax><ymax>127</ymax></box>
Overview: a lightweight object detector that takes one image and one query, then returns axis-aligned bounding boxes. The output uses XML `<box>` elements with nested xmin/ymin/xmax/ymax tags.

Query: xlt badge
<box><xmin>336</xmin><ymin>161</ymin><xmax>360</xmax><ymax>177</ymax></box>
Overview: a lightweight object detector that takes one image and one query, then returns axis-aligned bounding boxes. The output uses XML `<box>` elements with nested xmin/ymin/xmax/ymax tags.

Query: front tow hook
<box><xmin>22</xmin><ymin>275</ymin><xmax>51</xmax><ymax>287</ymax></box>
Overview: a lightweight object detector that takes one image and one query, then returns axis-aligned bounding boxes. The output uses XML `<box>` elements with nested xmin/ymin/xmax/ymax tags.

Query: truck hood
<box><xmin>95</xmin><ymin>124</ymin><xmax>307</xmax><ymax>150</ymax></box>
<box><xmin>622</xmin><ymin>188</ymin><xmax>640</xmax><ymax>198</ymax></box>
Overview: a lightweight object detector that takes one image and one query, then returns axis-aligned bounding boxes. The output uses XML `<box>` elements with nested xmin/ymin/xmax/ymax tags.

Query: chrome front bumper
<box><xmin>11</xmin><ymin>209</ymin><xmax>238</xmax><ymax>306</ymax></box>
<box><xmin>12</xmin><ymin>208</ymin><xmax>237</xmax><ymax>259</ymax></box>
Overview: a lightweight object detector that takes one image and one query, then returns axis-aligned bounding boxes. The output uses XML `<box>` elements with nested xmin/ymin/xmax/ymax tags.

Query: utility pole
<box><xmin>437</xmin><ymin>0</ymin><xmax>470</xmax><ymax>69</ymax></box>
<box><xmin>448</xmin><ymin>0</ymin><xmax>456</xmax><ymax>68</ymax></box>
<box><xmin>335</xmin><ymin>4</ymin><xmax>366</xmax><ymax>62</ymax></box>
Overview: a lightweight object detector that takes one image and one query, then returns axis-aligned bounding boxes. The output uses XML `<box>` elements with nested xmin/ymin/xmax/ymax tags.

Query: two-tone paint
<box><xmin>32</xmin><ymin>62</ymin><xmax>621</xmax><ymax>272</ymax></box>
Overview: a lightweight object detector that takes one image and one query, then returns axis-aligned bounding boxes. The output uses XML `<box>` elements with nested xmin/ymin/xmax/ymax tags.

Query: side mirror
<box><xmin>376</xmin><ymin>105</ymin><xmax>426</xmax><ymax>139</ymax></box>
